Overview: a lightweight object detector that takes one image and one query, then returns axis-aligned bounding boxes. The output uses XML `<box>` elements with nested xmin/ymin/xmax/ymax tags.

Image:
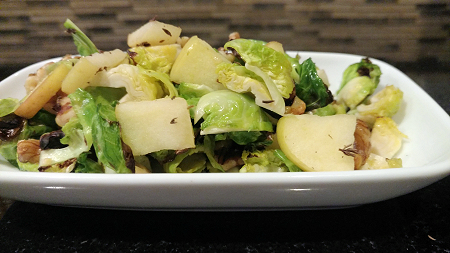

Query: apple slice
<box><xmin>277</xmin><ymin>114</ymin><xmax>357</xmax><ymax>172</ymax></box>
<box><xmin>61</xmin><ymin>57</ymin><xmax>98</xmax><ymax>94</ymax></box>
<box><xmin>61</xmin><ymin>49</ymin><xmax>128</xmax><ymax>94</ymax></box>
<box><xmin>85</xmin><ymin>49</ymin><xmax>128</xmax><ymax>68</ymax></box>
<box><xmin>115</xmin><ymin>97</ymin><xmax>195</xmax><ymax>156</ymax></box>
<box><xmin>170</xmin><ymin>36</ymin><xmax>230</xmax><ymax>90</ymax></box>
<box><xmin>14</xmin><ymin>63</ymin><xmax>71</xmax><ymax>119</ymax></box>
<box><xmin>127</xmin><ymin>20</ymin><xmax>182</xmax><ymax>48</ymax></box>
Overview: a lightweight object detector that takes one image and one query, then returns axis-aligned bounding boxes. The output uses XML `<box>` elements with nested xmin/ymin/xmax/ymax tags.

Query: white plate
<box><xmin>1</xmin><ymin>52</ymin><xmax>449</xmax><ymax>211</ymax></box>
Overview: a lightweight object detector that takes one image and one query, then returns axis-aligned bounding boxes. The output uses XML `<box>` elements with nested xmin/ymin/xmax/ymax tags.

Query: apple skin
<box><xmin>277</xmin><ymin>114</ymin><xmax>357</xmax><ymax>172</ymax></box>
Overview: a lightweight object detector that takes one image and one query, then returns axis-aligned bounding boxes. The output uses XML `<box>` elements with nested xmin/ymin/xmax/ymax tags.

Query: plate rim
<box><xmin>1</xmin><ymin>51</ymin><xmax>449</xmax><ymax>210</ymax></box>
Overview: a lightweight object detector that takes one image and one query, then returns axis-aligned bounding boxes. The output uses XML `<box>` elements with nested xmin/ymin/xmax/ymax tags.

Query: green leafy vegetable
<box><xmin>39</xmin><ymin>117</ymin><xmax>89</xmax><ymax>167</ymax></box>
<box><xmin>0</xmin><ymin>111</ymin><xmax>57</xmax><ymax>168</ymax></box>
<box><xmin>224</xmin><ymin>39</ymin><xmax>294</xmax><ymax>98</ymax></box>
<box><xmin>286</xmin><ymin>54</ymin><xmax>301</xmax><ymax>84</ymax></box>
<box><xmin>164</xmin><ymin>148</ymin><xmax>207</xmax><ymax>173</ymax></box>
<box><xmin>0</xmin><ymin>141</ymin><xmax>19</xmax><ymax>168</ymax></box>
<box><xmin>370</xmin><ymin>117</ymin><xmax>407</xmax><ymax>159</ymax></box>
<box><xmin>194</xmin><ymin>90</ymin><xmax>273</xmax><ymax>135</ymax></box>
<box><xmin>40</xmin><ymin>159</ymin><xmax>77</xmax><ymax>173</ymax></box>
<box><xmin>217</xmin><ymin>62</ymin><xmax>285</xmax><ymax>115</ymax></box>
<box><xmin>215</xmin><ymin>131</ymin><xmax>272</xmax><ymax>148</ymax></box>
<box><xmin>338</xmin><ymin>76</ymin><xmax>377</xmax><ymax>109</ymax></box>
<box><xmin>337</xmin><ymin>58</ymin><xmax>381</xmax><ymax>109</ymax></box>
<box><xmin>128</xmin><ymin>44</ymin><xmax>180</xmax><ymax>74</ymax></box>
<box><xmin>313</xmin><ymin>102</ymin><xmax>348</xmax><ymax>116</ymax></box>
<box><xmin>201</xmin><ymin>135</ymin><xmax>224</xmax><ymax>172</ymax></box>
<box><xmin>178</xmin><ymin>82</ymin><xmax>214</xmax><ymax>118</ymax></box>
<box><xmin>17</xmin><ymin>160</ymin><xmax>40</xmax><ymax>172</ymax></box>
<box><xmin>338</xmin><ymin>58</ymin><xmax>381</xmax><ymax>94</ymax></box>
<box><xmin>360</xmin><ymin>153</ymin><xmax>403</xmax><ymax>170</ymax></box>
<box><xmin>64</xmin><ymin>19</ymin><xmax>99</xmax><ymax>56</ymax></box>
<box><xmin>104</xmin><ymin>64</ymin><xmax>177</xmax><ymax>101</ymax></box>
<box><xmin>30</xmin><ymin>109</ymin><xmax>59</xmax><ymax>130</ymax></box>
<box><xmin>84</xmin><ymin>86</ymin><xmax>127</xmax><ymax>103</ymax></box>
<box><xmin>226</xmin><ymin>131</ymin><xmax>265</xmax><ymax>146</ymax></box>
<box><xmin>273</xmin><ymin>149</ymin><xmax>302</xmax><ymax>172</ymax></box>
<box><xmin>296</xmin><ymin>58</ymin><xmax>334</xmax><ymax>111</ymax></box>
<box><xmin>74</xmin><ymin>153</ymin><xmax>104</xmax><ymax>173</ymax></box>
<box><xmin>163</xmin><ymin>136</ymin><xmax>225</xmax><ymax>173</ymax></box>
<box><xmin>354</xmin><ymin>85</ymin><xmax>403</xmax><ymax>126</ymax></box>
<box><xmin>69</xmin><ymin>88</ymin><xmax>133</xmax><ymax>173</ymax></box>
<box><xmin>240</xmin><ymin>149</ymin><xmax>300</xmax><ymax>173</ymax></box>
<box><xmin>0</xmin><ymin>98</ymin><xmax>19</xmax><ymax>117</ymax></box>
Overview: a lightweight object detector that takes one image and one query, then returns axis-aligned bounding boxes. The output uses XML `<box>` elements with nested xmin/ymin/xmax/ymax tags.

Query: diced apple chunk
<box><xmin>61</xmin><ymin>58</ymin><xmax>98</xmax><ymax>94</ymax></box>
<box><xmin>170</xmin><ymin>36</ymin><xmax>230</xmax><ymax>90</ymax></box>
<box><xmin>86</xmin><ymin>49</ymin><xmax>128</xmax><ymax>68</ymax></box>
<box><xmin>277</xmin><ymin>114</ymin><xmax>357</xmax><ymax>172</ymax></box>
<box><xmin>115</xmin><ymin>97</ymin><xmax>195</xmax><ymax>156</ymax></box>
<box><xmin>61</xmin><ymin>49</ymin><xmax>128</xmax><ymax>94</ymax></box>
<box><xmin>14</xmin><ymin>63</ymin><xmax>71</xmax><ymax>119</ymax></box>
<box><xmin>127</xmin><ymin>20</ymin><xmax>181</xmax><ymax>48</ymax></box>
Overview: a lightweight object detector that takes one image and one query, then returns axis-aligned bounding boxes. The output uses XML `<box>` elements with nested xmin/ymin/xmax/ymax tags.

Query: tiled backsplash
<box><xmin>1</xmin><ymin>0</ymin><xmax>449</xmax><ymax>66</ymax></box>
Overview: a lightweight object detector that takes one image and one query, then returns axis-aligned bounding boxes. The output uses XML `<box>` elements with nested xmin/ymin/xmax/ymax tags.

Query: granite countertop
<box><xmin>0</xmin><ymin>66</ymin><xmax>449</xmax><ymax>252</ymax></box>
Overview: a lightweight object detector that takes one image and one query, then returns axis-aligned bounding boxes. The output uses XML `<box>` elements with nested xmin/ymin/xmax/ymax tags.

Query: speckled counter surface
<box><xmin>0</xmin><ymin>67</ymin><xmax>449</xmax><ymax>252</ymax></box>
<box><xmin>0</xmin><ymin>175</ymin><xmax>449</xmax><ymax>252</ymax></box>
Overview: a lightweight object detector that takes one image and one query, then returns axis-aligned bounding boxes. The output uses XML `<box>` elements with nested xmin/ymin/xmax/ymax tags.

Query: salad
<box><xmin>0</xmin><ymin>19</ymin><xmax>407</xmax><ymax>173</ymax></box>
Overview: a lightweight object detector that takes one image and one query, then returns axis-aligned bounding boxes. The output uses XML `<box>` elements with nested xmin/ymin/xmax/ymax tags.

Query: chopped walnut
<box><xmin>24</xmin><ymin>62</ymin><xmax>53</xmax><ymax>94</ymax></box>
<box><xmin>353</xmin><ymin>119</ymin><xmax>371</xmax><ymax>169</ymax></box>
<box><xmin>17</xmin><ymin>139</ymin><xmax>41</xmax><ymax>164</ymax></box>
<box><xmin>24</xmin><ymin>55</ymin><xmax>75</xmax><ymax>95</ymax></box>
<box><xmin>285</xmin><ymin>97</ymin><xmax>306</xmax><ymax>115</ymax></box>
<box><xmin>221</xmin><ymin>157</ymin><xmax>244</xmax><ymax>171</ymax></box>
<box><xmin>55</xmin><ymin>96</ymin><xmax>76</xmax><ymax>127</ymax></box>
<box><xmin>217</xmin><ymin>47</ymin><xmax>236</xmax><ymax>62</ymax></box>
<box><xmin>228</xmin><ymin>32</ymin><xmax>240</xmax><ymax>41</ymax></box>
<box><xmin>340</xmin><ymin>120</ymin><xmax>371</xmax><ymax>170</ymax></box>
<box><xmin>176</xmin><ymin>36</ymin><xmax>190</xmax><ymax>47</ymax></box>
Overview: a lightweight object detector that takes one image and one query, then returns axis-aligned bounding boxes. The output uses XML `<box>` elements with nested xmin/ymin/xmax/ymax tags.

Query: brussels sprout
<box><xmin>359</xmin><ymin>153</ymin><xmax>403</xmax><ymax>170</ymax></box>
<box><xmin>38</xmin><ymin>117</ymin><xmax>89</xmax><ymax>167</ymax></box>
<box><xmin>69</xmin><ymin>88</ymin><xmax>133</xmax><ymax>173</ymax></box>
<box><xmin>217</xmin><ymin>62</ymin><xmax>285</xmax><ymax>115</ymax></box>
<box><xmin>338</xmin><ymin>76</ymin><xmax>377</xmax><ymax>109</ymax></box>
<box><xmin>338</xmin><ymin>58</ymin><xmax>381</xmax><ymax>93</ymax></box>
<box><xmin>370</xmin><ymin>117</ymin><xmax>407</xmax><ymax>159</ymax></box>
<box><xmin>74</xmin><ymin>153</ymin><xmax>104</xmax><ymax>173</ymax></box>
<box><xmin>164</xmin><ymin>148</ymin><xmax>208</xmax><ymax>173</ymax></box>
<box><xmin>337</xmin><ymin>58</ymin><xmax>381</xmax><ymax>109</ymax></box>
<box><xmin>17</xmin><ymin>160</ymin><xmax>40</xmax><ymax>172</ymax></box>
<box><xmin>164</xmin><ymin>135</ymin><xmax>224</xmax><ymax>173</ymax></box>
<box><xmin>194</xmin><ymin>90</ymin><xmax>273</xmax><ymax>135</ymax></box>
<box><xmin>286</xmin><ymin>54</ymin><xmax>301</xmax><ymax>84</ymax></box>
<box><xmin>296</xmin><ymin>58</ymin><xmax>334</xmax><ymax>111</ymax></box>
<box><xmin>128</xmin><ymin>44</ymin><xmax>181</xmax><ymax>74</ymax></box>
<box><xmin>102</xmin><ymin>64</ymin><xmax>177</xmax><ymax>101</ymax></box>
<box><xmin>224</xmin><ymin>39</ymin><xmax>294</xmax><ymax>99</ymax></box>
<box><xmin>239</xmin><ymin>149</ymin><xmax>300</xmax><ymax>173</ymax></box>
<box><xmin>355</xmin><ymin>85</ymin><xmax>403</xmax><ymax>126</ymax></box>
<box><xmin>178</xmin><ymin>82</ymin><xmax>215</xmax><ymax>118</ymax></box>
